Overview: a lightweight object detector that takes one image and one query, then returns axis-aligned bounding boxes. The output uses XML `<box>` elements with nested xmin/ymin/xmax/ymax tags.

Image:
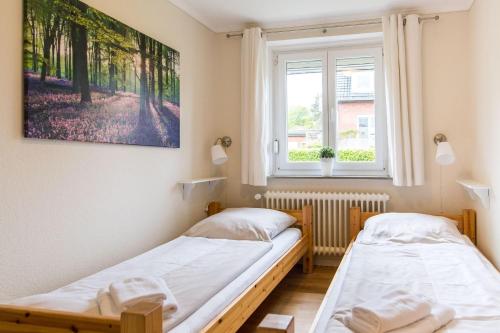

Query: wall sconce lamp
<box><xmin>434</xmin><ymin>133</ymin><xmax>455</xmax><ymax>166</ymax></box>
<box><xmin>211</xmin><ymin>136</ymin><xmax>232</xmax><ymax>165</ymax></box>
<box><xmin>434</xmin><ymin>133</ymin><xmax>455</xmax><ymax>213</ymax></box>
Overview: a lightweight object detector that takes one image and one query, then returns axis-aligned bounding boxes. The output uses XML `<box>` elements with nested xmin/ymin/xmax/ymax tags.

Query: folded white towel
<box><xmin>109</xmin><ymin>276</ymin><xmax>169</xmax><ymax>311</ymax></box>
<box><xmin>97</xmin><ymin>289</ymin><xmax>120</xmax><ymax>317</ymax></box>
<box><xmin>160</xmin><ymin>286</ymin><xmax>178</xmax><ymax>318</ymax></box>
<box><xmin>108</xmin><ymin>276</ymin><xmax>178</xmax><ymax>317</ymax></box>
<box><xmin>345</xmin><ymin>290</ymin><xmax>432</xmax><ymax>333</ymax></box>
<box><xmin>388</xmin><ymin>304</ymin><xmax>455</xmax><ymax>333</ymax></box>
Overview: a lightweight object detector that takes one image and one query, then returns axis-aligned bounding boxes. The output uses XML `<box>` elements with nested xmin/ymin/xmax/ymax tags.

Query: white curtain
<box><xmin>241</xmin><ymin>27</ymin><xmax>269</xmax><ymax>186</ymax></box>
<box><xmin>383</xmin><ymin>14</ymin><xmax>425</xmax><ymax>186</ymax></box>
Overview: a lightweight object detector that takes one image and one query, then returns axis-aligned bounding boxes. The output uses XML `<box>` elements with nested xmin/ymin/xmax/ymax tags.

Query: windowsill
<box><xmin>268</xmin><ymin>175</ymin><xmax>392</xmax><ymax>180</ymax></box>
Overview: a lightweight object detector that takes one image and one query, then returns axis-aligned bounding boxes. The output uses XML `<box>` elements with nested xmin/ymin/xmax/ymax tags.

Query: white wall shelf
<box><xmin>178</xmin><ymin>177</ymin><xmax>227</xmax><ymax>200</ymax></box>
<box><xmin>457</xmin><ymin>179</ymin><xmax>490</xmax><ymax>208</ymax></box>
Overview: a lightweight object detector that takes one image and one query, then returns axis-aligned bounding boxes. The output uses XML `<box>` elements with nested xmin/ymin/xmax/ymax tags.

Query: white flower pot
<box><xmin>320</xmin><ymin>158</ymin><xmax>334</xmax><ymax>176</ymax></box>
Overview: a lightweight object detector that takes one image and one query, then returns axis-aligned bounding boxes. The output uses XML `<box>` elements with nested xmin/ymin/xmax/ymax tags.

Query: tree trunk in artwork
<box><xmin>169</xmin><ymin>50</ymin><xmax>174</xmax><ymax>100</ymax></box>
<box><xmin>172</xmin><ymin>53</ymin><xmax>176</xmax><ymax>104</ymax></box>
<box><xmin>109</xmin><ymin>48</ymin><xmax>116</xmax><ymax>95</ymax></box>
<box><xmin>134</xmin><ymin>62</ymin><xmax>137</xmax><ymax>94</ymax></box>
<box><xmin>88</xmin><ymin>45</ymin><xmax>93</xmax><ymax>85</ymax></box>
<box><xmin>29</xmin><ymin>7</ymin><xmax>38</xmax><ymax>72</ymax></box>
<box><xmin>157</xmin><ymin>42</ymin><xmax>163</xmax><ymax>108</ymax></box>
<box><xmin>138</xmin><ymin>33</ymin><xmax>150</xmax><ymax>127</ymax></box>
<box><xmin>56</xmin><ymin>27</ymin><xmax>62</xmax><ymax>79</ymax></box>
<box><xmin>148</xmin><ymin>38</ymin><xmax>155</xmax><ymax>104</ymax></box>
<box><xmin>98</xmin><ymin>46</ymin><xmax>102</xmax><ymax>87</ymax></box>
<box><xmin>74</xmin><ymin>1</ymin><xmax>91</xmax><ymax>103</ymax></box>
<box><xmin>64</xmin><ymin>37</ymin><xmax>68</xmax><ymax>78</ymax></box>
<box><xmin>122</xmin><ymin>60</ymin><xmax>127</xmax><ymax>92</ymax></box>
<box><xmin>71</xmin><ymin>23</ymin><xmax>79</xmax><ymax>92</ymax></box>
<box><xmin>68</xmin><ymin>38</ymin><xmax>72</xmax><ymax>80</ymax></box>
<box><xmin>165</xmin><ymin>50</ymin><xmax>169</xmax><ymax>99</ymax></box>
<box><xmin>51</xmin><ymin>42</ymin><xmax>55</xmax><ymax>74</ymax></box>
<box><xmin>92</xmin><ymin>42</ymin><xmax>98</xmax><ymax>85</ymax></box>
<box><xmin>40</xmin><ymin>34</ymin><xmax>51</xmax><ymax>82</ymax></box>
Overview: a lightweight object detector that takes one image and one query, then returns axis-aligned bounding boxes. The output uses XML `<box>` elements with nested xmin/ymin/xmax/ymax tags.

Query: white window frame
<box><xmin>271</xmin><ymin>41</ymin><xmax>388</xmax><ymax>177</ymax></box>
<box><xmin>275</xmin><ymin>50</ymin><xmax>328</xmax><ymax>173</ymax></box>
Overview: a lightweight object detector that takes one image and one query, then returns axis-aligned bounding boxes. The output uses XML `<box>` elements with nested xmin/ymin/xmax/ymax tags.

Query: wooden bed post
<box><xmin>302</xmin><ymin>205</ymin><xmax>314</xmax><ymax>274</ymax></box>
<box><xmin>121</xmin><ymin>302</ymin><xmax>163</xmax><ymax>333</ymax></box>
<box><xmin>463</xmin><ymin>209</ymin><xmax>477</xmax><ymax>245</ymax></box>
<box><xmin>207</xmin><ymin>201</ymin><xmax>222</xmax><ymax>216</ymax></box>
<box><xmin>350</xmin><ymin>207</ymin><xmax>361</xmax><ymax>240</ymax></box>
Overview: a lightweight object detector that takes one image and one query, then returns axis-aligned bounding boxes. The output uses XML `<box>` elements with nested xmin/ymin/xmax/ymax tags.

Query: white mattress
<box><xmin>170</xmin><ymin>228</ymin><xmax>302</xmax><ymax>333</ymax></box>
<box><xmin>9</xmin><ymin>228</ymin><xmax>302</xmax><ymax>333</ymax></box>
<box><xmin>313</xmin><ymin>233</ymin><xmax>500</xmax><ymax>333</ymax></box>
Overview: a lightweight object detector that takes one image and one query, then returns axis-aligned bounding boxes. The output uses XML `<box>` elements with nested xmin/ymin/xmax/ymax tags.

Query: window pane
<box><xmin>335</xmin><ymin>57</ymin><xmax>376</xmax><ymax>162</ymax></box>
<box><xmin>286</xmin><ymin>59</ymin><xmax>323</xmax><ymax>162</ymax></box>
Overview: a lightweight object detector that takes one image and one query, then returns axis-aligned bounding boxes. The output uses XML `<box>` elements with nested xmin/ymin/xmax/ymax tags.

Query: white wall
<box><xmin>0</xmin><ymin>0</ymin><xmax>219</xmax><ymax>301</ymax></box>
<box><xmin>469</xmin><ymin>0</ymin><xmax>500</xmax><ymax>268</ymax></box>
<box><xmin>216</xmin><ymin>12</ymin><xmax>473</xmax><ymax>215</ymax></box>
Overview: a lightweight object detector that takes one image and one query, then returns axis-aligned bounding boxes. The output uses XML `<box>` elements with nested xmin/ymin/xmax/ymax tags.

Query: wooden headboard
<box><xmin>349</xmin><ymin>207</ymin><xmax>477</xmax><ymax>245</ymax></box>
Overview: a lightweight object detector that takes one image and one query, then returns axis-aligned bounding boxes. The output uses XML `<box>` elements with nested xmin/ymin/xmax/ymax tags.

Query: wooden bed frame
<box><xmin>308</xmin><ymin>207</ymin><xmax>477</xmax><ymax>333</ymax></box>
<box><xmin>0</xmin><ymin>202</ymin><xmax>313</xmax><ymax>333</ymax></box>
<box><xmin>349</xmin><ymin>207</ymin><xmax>477</xmax><ymax>245</ymax></box>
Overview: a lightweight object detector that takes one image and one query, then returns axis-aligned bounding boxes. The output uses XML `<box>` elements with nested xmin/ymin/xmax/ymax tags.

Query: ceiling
<box><xmin>169</xmin><ymin>0</ymin><xmax>474</xmax><ymax>33</ymax></box>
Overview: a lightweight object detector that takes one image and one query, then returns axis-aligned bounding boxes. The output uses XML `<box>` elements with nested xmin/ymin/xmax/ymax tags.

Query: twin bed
<box><xmin>310</xmin><ymin>208</ymin><xmax>500</xmax><ymax>333</ymax></box>
<box><xmin>0</xmin><ymin>202</ymin><xmax>313</xmax><ymax>333</ymax></box>
<box><xmin>2</xmin><ymin>203</ymin><xmax>499</xmax><ymax>333</ymax></box>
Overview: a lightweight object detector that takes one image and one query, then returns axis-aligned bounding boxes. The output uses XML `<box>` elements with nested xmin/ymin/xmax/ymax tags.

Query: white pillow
<box><xmin>359</xmin><ymin>213</ymin><xmax>464</xmax><ymax>244</ymax></box>
<box><xmin>185</xmin><ymin>208</ymin><xmax>296</xmax><ymax>241</ymax></box>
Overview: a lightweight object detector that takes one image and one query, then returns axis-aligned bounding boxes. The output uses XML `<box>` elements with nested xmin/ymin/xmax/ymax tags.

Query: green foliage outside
<box><xmin>338</xmin><ymin>149</ymin><xmax>375</xmax><ymax>162</ymax></box>
<box><xmin>339</xmin><ymin>129</ymin><xmax>358</xmax><ymax>139</ymax></box>
<box><xmin>288</xmin><ymin>148</ymin><xmax>375</xmax><ymax>162</ymax></box>
<box><xmin>288</xmin><ymin>95</ymin><xmax>321</xmax><ymax>130</ymax></box>
<box><xmin>288</xmin><ymin>149</ymin><xmax>320</xmax><ymax>161</ymax></box>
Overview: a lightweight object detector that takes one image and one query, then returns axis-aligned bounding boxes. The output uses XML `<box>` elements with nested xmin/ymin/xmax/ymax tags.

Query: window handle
<box><xmin>330</xmin><ymin>106</ymin><xmax>336</xmax><ymax>123</ymax></box>
<box><xmin>273</xmin><ymin>139</ymin><xmax>279</xmax><ymax>154</ymax></box>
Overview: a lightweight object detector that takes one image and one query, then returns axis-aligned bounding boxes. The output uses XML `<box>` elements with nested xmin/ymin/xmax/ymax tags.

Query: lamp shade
<box><xmin>435</xmin><ymin>141</ymin><xmax>455</xmax><ymax>166</ymax></box>
<box><xmin>211</xmin><ymin>144</ymin><xmax>228</xmax><ymax>165</ymax></box>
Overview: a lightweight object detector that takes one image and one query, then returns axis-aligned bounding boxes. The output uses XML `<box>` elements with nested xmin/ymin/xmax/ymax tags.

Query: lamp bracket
<box><xmin>434</xmin><ymin>133</ymin><xmax>447</xmax><ymax>145</ymax></box>
<box><xmin>214</xmin><ymin>136</ymin><xmax>232</xmax><ymax>148</ymax></box>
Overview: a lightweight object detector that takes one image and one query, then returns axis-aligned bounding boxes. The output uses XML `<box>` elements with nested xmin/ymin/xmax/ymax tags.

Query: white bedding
<box><xmin>10</xmin><ymin>228</ymin><xmax>302</xmax><ymax>333</ymax></box>
<box><xmin>170</xmin><ymin>228</ymin><xmax>302</xmax><ymax>333</ymax></box>
<box><xmin>313</xmin><ymin>234</ymin><xmax>500</xmax><ymax>333</ymax></box>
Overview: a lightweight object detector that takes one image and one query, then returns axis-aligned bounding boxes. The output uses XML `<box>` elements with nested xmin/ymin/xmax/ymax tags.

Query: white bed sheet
<box><xmin>170</xmin><ymin>228</ymin><xmax>302</xmax><ymax>333</ymax></box>
<box><xmin>313</xmin><ymin>233</ymin><xmax>500</xmax><ymax>333</ymax></box>
<box><xmin>9</xmin><ymin>228</ymin><xmax>302</xmax><ymax>333</ymax></box>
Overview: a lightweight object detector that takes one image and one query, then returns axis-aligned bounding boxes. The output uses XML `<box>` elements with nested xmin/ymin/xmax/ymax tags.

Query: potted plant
<box><xmin>319</xmin><ymin>146</ymin><xmax>335</xmax><ymax>176</ymax></box>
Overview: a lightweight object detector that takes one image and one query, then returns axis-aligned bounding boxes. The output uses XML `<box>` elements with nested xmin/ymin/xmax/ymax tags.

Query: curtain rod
<box><xmin>225</xmin><ymin>15</ymin><xmax>439</xmax><ymax>38</ymax></box>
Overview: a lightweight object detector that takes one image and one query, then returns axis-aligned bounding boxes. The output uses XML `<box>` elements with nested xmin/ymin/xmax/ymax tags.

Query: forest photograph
<box><xmin>23</xmin><ymin>0</ymin><xmax>180</xmax><ymax>148</ymax></box>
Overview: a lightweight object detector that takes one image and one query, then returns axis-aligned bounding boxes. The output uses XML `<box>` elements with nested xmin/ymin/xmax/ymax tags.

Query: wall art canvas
<box><xmin>23</xmin><ymin>0</ymin><xmax>180</xmax><ymax>147</ymax></box>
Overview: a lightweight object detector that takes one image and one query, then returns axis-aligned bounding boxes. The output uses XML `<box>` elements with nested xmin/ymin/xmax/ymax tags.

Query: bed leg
<box><xmin>120</xmin><ymin>302</ymin><xmax>163</xmax><ymax>333</ymax></box>
<box><xmin>302</xmin><ymin>205</ymin><xmax>314</xmax><ymax>274</ymax></box>
<box><xmin>302</xmin><ymin>250</ymin><xmax>313</xmax><ymax>274</ymax></box>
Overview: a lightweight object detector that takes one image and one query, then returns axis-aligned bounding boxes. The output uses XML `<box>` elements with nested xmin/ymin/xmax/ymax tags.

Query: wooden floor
<box><xmin>238</xmin><ymin>265</ymin><xmax>337</xmax><ymax>333</ymax></box>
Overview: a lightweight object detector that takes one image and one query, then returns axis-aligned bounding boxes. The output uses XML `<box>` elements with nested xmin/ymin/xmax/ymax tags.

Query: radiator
<box><xmin>263</xmin><ymin>190</ymin><xmax>390</xmax><ymax>256</ymax></box>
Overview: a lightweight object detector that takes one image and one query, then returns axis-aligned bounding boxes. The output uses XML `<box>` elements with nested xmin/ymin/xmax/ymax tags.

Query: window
<box><xmin>272</xmin><ymin>43</ymin><xmax>387</xmax><ymax>176</ymax></box>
